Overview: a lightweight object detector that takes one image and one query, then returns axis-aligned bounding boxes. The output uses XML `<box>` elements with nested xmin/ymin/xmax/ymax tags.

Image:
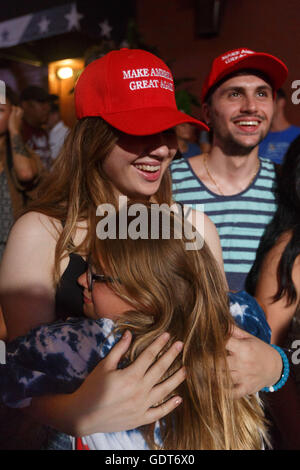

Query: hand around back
<box><xmin>226</xmin><ymin>326</ymin><xmax>282</xmax><ymax>398</ymax></box>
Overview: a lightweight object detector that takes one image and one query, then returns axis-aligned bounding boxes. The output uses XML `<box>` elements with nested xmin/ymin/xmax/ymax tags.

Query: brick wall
<box><xmin>137</xmin><ymin>0</ymin><xmax>300</xmax><ymax>125</ymax></box>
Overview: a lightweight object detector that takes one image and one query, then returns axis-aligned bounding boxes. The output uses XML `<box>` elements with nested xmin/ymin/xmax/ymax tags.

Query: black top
<box><xmin>55</xmin><ymin>253</ymin><xmax>87</xmax><ymax>320</ymax></box>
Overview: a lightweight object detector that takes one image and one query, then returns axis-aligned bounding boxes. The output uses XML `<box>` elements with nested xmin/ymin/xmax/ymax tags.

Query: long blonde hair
<box><xmin>93</xmin><ymin>203</ymin><xmax>267</xmax><ymax>450</ymax></box>
<box><xmin>25</xmin><ymin>118</ymin><xmax>173</xmax><ymax>284</ymax></box>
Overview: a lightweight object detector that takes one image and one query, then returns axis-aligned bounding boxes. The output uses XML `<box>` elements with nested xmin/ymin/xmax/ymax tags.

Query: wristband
<box><xmin>261</xmin><ymin>344</ymin><xmax>290</xmax><ymax>393</ymax></box>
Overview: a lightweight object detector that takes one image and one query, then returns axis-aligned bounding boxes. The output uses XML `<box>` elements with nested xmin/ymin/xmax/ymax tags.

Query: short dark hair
<box><xmin>204</xmin><ymin>68</ymin><xmax>274</xmax><ymax>105</ymax></box>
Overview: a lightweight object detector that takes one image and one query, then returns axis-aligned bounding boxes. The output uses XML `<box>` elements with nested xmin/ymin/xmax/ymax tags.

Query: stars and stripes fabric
<box><xmin>0</xmin><ymin>2</ymin><xmax>133</xmax><ymax>49</ymax></box>
<box><xmin>0</xmin><ymin>292</ymin><xmax>270</xmax><ymax>449</ymax></box>
<box><xmin>0</xmin><ymin>3</ymin><xmax>82</xmax><ymax>48</ymax></box>
<box><xmin>171</xmin><ymin>157</ymin><xmax>277</xmax><ymax>291</ymax></box>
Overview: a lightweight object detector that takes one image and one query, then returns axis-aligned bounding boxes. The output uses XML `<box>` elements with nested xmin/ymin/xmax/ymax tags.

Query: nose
<box><xmin>150</xmin><ymin>143</ymin><xmax>170</xmax><ymax>158</ymax></box>
<box><xmin>78</xmin><ymin>271</ymin><xmax>88</xmax><ymax>289</ymax></box>
<box><xmin>146</xmin><ymin>133</ymin><xmax>174</xmax><ymax>158</ymax></box>
<box><xmin>240</xmin><ymin>94</ymin><xmax>258</xmax><ymax>114</ymax></box>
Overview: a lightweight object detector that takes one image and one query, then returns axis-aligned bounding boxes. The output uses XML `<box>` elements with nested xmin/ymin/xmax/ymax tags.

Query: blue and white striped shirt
<box><xmin>171</xmin><ymin>157</ymin><xmax>277</xmax><ymax>291</ymax></box>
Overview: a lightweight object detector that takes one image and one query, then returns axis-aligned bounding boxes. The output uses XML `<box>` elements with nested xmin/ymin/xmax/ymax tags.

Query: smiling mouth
<box><xmin>134</xmin><ymin>164</ymin><xmax>161</xmax><ymax>172</ymax></box>
<box><xmin>233</xmin><ymin>119</ymin><xmax>262</xmax><ymax>133</ymax></box>
<box><xmin>132</xmin><ymin>162</ymin><xmax>162</xmax><ymax>182</ymax></box>
<box><xmin>235</xmin><ymin>120</ymin><xmax>260</xmax><ymax>126</ymax></box>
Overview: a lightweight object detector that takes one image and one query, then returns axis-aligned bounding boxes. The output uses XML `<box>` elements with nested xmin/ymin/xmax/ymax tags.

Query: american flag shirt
<box><xmin>0</xmin><ymin>291</ymin><xmax>271</xmax><ymax>449</ymax></box>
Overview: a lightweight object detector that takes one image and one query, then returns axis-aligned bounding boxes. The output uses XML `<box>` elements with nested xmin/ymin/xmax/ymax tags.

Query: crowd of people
<box><xmin>0</xmin><ymin>84</ymin><xmax>69</xmax><ymax>262</ymax></box>
<box><xmin>0</xmin><ymin>46</ymin><xmax>299</xmax><ymax>450</ymax></box>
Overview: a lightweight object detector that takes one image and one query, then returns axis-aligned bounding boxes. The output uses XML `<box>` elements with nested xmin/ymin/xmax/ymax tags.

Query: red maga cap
<box><xmin>201</xmin><ymin>48</ymin><xmax>288</xmax><ymax>102</ymax></box>
<box><xmin>75</xmin><ymin>48</ymin><xmax>208</xmax><ymax>135</ymax></box>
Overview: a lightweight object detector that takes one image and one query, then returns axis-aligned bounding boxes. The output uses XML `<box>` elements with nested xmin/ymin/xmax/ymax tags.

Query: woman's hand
<box><xmin>226</xmin><ymin>326</ymin><xmax>283</xmax><ymax>398</ymax></box>
<box><xmin>28</xmin><ymin>330</ymin><xmax>186</xmax><ymax>437</ymax></box>
<box><xmin>72</xmin><ymin>331</ymin><xmax>185</xmax><ymax>436</ymax></box>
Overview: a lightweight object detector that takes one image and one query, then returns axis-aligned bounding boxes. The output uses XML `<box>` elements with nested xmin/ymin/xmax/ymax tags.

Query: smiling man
<box><xmin>171</xmin><ymin>48</ymin><xmax>288</xmax><ymax>291</ymax></box>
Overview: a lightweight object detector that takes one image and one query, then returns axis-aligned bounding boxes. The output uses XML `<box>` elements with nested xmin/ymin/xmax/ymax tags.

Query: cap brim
<box><xmin>216</xmin><ymin>53</ymin><xmax>288</xmax><ymax>92</ymax></box>
<box><xmin>99</xmin><ymin>107</ymin><xmax>209</xmax><ymax>135</ymax></box>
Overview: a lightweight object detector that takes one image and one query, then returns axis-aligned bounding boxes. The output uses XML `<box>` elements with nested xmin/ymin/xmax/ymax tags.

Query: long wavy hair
<box><xmin>25</xmin><ymin>117</ymin><xmax>173</xmax><ymax>284</ymax></box>
<box><xmin>246</xmin><ymin>135</ymin><xmax>300</xmax><ymax>305</ymax></box>
<box><xmin>92</xmin><ymin>203</ymin><xmax>267</xmax><ymax>450</ymax></box>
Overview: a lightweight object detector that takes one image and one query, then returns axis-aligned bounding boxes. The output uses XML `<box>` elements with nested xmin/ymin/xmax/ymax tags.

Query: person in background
<box><xmin>0</xmin><ymin>85</ymin><xmax>41</xmax><ymax>351</ymax></box>
<box><xmin>20</xmin><ymin>86</ymin><xmax>57</xmax><ymax>170</ymax></box>
<box><xmin>171</xmin><ymin>47</ymin><xmax>288</xmax><ymax>292</ymax></box>
<box><xmin>246</xmin><ymin>135</ymin><xmax>300</xmax><ymax>449</ymax></box>
<box><xmin>199</xmin><ymin>129</ymin><xmax>212</xmax><ymax>154</ymax></box>
<box><xmin>175</xmin><ymin>122</ymin><xmax>201</xmax><ymax>158</ymax></box>
<box><xmin>259</xmin><ymin>88</ymin><xmax>300</xmax><ymax>164</ymax></box>
<box><xmin>0</xmin><ymin>86</ymin><xmax>41</xmax><ymax>261</ymax></box>
<box><xmin>46</xmin><ymin>102</ymin><xmax>70</xmax><ymax>160</ymax></box>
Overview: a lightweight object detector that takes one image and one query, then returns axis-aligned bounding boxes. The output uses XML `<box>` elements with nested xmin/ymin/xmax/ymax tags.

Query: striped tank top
<box><xmin>171</xmin><ymin>157</ymin><xmax>277</xmax><ymax>291</ymax></box>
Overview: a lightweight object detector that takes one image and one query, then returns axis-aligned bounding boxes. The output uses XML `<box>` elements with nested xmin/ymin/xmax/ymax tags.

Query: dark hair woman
<box><xmin>246</xmin><ymin>134</ymin><xmax>300</xmax><ymax>449</ymax></box>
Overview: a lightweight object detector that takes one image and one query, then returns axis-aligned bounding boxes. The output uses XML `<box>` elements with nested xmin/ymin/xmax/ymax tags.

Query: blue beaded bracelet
<box><xmin>261</xmin><ymin>344</ymin><xmax>290</xmax><ymax>393</ymax></box>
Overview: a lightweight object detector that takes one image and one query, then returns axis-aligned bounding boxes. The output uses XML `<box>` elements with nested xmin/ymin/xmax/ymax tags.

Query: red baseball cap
<box><xmin>75</xmin><ymin>48</ymin><xmax>208</xmax><ymax>135</ymax></box>
<box><xmin>201</xmin><ymin>48</ymin><xmax>288</xmax><ymax>102</ymax></box>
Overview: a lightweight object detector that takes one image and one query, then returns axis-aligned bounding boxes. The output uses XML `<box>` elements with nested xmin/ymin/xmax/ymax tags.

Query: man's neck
<box><xmin>208</xmin><ymin>144</ymin><xmax>259</xmax><ymax>175</ymax></box>
<box><xmin>189</xmin><ymin>144</ymin><xmax>260</xmax><ymax>197</ymax></box>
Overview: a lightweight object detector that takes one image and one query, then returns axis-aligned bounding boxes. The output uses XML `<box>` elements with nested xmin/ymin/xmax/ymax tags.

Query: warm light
<box><xmin>57</xmin><ymin>66</ymin><xmax>73</xmax><ymax>79</ymax></box>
